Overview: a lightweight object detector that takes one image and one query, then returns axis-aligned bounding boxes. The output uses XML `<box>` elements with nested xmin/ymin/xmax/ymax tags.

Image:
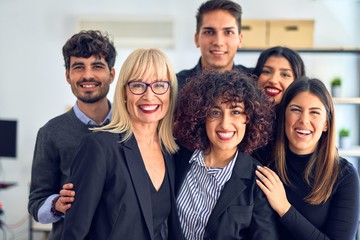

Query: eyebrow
<box><xmin>263</xmin><ymin>65</ymin><xmax>293</xmax><ymax>72</ymax></box>
<box><xmin>289</xmin><ymin>104</ymin><xmax>323</xmax><ymax>111</ymax></box>
<box><xmin>70</xmin><ymin>61</ymin><xmax>106</xmax><ymax>68</ymax></box>
<box><xmin>213</xmin><ymin>103</ymin><xmax>242</xmax><ymax>109</ymax></box>
<box><xmin>201</xmin><ymin>26</ymin><xmax>237</xmax><ymax>31</ymax></box>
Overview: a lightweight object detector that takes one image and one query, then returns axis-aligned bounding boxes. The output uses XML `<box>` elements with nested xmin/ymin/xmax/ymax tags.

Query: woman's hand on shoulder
<box><xmin>255</xmin><ymin>166</ymin><xmax>291</xmax><ymax>217</ymax></box>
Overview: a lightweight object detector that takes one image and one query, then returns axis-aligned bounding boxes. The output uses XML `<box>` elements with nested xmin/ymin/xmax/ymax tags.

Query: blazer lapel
<box><xmin>123</xmin><ymin>135</ymin><xmax>154</xmax><ymax>240</ymax></box>
<box><xmin>206</xmin><ymin>152</ymin><xmax>253</xmax><ymax>229</ymax></box>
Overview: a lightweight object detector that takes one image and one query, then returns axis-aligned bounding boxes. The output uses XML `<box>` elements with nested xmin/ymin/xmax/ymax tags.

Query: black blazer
<box><xmin>175</xmin><ymin>147</ymin><xmax>279</xmax><ymax>240</ymax></box>
<box><xmin>61</xmin><ymin>132</ymin><xmax>182</xmax><ymax>240</ymax></box>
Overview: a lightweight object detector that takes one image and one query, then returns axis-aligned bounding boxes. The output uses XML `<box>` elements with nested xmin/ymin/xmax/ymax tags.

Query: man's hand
<box><xmin>56</xmin><ymin>183</ymin><xmax>75</xmax><ymax>214</ymax></box>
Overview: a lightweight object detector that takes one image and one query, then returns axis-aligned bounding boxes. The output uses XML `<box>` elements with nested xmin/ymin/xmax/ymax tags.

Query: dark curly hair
<box><xmin>174</xmin><ymin>70</ymin><xmax>275</xmax><ymax>153</ymax></box>
<box><xmin>62</xmin><ymin>30</ymin><xmax>117</xmax><ymax>70</ymax></box>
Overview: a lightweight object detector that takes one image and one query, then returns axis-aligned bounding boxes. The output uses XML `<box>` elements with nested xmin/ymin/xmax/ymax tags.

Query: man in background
<box><xmin>177</xmin><ymin>0</ymin><xmax>252</xmax><ymax>89</ymax></box>
<box><xmin>28</xmin><ymin>30</ymin><xmax>116</xmax><ymax>239</ymax></box>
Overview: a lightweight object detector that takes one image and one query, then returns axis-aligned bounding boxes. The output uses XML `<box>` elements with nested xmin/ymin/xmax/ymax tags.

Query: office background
<box><xmin>0</xmin><ymin>0</ymin><xmax>359</xmax><ymax>239</ymax></box>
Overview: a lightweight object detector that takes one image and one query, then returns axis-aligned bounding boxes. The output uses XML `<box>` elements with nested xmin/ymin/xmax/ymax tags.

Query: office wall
<box><xmin>0</xmin><ymin>0</ymin><xmax>359</xmax><ymax>239</ymax></box>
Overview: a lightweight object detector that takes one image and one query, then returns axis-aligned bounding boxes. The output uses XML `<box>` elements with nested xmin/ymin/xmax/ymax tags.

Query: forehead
<box><xmin>214</xmin><ymin>98</ymin><xmax>244</xmax><ymax>108</ymax></box>
<box><xmin>264</xmin><ymin>56</ymin><xmax>293</xmax><ymax>71</ymax></box>
<box><xmin>289</xmin><ymin>92</ymin><xmax>325</xmax><ymax>109</ymax></box>
<box><xmin>200</xmin><ymin>10</ymin><xmax>239</xmax><ymax>30</ymax></box>
<box><xmin>129</xmin><ymin>64</ymin><xmax>169</xmax><ymax>82</ymax></box>
<box><xmin>69</xmin><ymin>55</ymin><xmax>106</xmax><ymax>65</ymax></box>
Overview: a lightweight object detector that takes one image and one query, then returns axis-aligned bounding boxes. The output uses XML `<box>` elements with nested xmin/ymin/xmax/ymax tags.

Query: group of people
<box><xmin>28</xmin><ymin>0</ymin><xmax>359</xmax><ymax>239</ymax></box>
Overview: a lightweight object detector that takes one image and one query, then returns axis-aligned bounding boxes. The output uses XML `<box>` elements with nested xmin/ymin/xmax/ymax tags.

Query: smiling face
<box><xmin>258</xmin><ymin>56</ymin><xmax>295</xmax><ymax>104</ymax></box>
<box><xmin>66</xmin><ymin>55</ymin><xmax>115</xmax><ymax>103</ymax></box>
<box><xmin>195</xmin><ymin>10</ymin><xmax>242</xmax><ymax>72</ymax></box>
<box><xmin>205</xmin><ymin>101</ymin><xmax>247</xmax><ymax>155</ymax></box>
<box><xmin>285</xmin><ymin>91</ymin><xmax>328</xmax><ymax>155</ymax></box>
<box><xmin>126</xmin><ymin>76</ymin><xmax>170</xmax><ymax>128</ymax></box>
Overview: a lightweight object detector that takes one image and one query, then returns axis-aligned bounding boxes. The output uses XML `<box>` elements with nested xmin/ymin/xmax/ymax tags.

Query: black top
<box><xmin>278</xmin><ymin>149</ymin><xmax>360</xmax><ymax>240</ymax></box>
<box><xmin>176</xmin><ymin>58</ymin><xmax>253</xmax><ymax>90</ymax></box>
<box><xmin>149</xmin><ymin>170</ymin><xmax>171</xmax><ymax>240</ymax></box>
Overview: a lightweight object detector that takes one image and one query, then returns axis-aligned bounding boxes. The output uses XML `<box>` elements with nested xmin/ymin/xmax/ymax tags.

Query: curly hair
<box><xmin>174</xmin><ymin>70</ymin><xmax>275</xmax><ymax>153</ymax></box>
<box><xmin>62</xmin><ymin>30</ymin><xmax>117</xmax><ymax>70</ymax></box>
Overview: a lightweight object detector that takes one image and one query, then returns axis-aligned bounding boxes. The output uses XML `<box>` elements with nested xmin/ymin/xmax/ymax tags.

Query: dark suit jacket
<box><xmin>175</xmin><ymin>147</ymin><xmax>279</xmax><ymax>240</ymax></box>
<box><xmin>61</xmin><ymin>132</ymin><xmax>182</xmax><ymax>240</ymax></box>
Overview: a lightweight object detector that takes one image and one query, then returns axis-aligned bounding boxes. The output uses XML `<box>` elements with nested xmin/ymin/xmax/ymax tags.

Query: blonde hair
<box><xmin>97</xmin><ymin>48</ymin><xmax>178</xmax><ymax>153</ymax></box>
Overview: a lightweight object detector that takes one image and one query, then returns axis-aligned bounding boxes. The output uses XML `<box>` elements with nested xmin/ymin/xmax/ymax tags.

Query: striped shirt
<box><xmin>176</xmin><ymin>149</ymin><xmax>238</xmax><ymax>240</ymax></box>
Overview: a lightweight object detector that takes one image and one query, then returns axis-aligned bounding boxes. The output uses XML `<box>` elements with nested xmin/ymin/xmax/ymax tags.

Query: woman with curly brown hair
<box><xmin>174</xmin><ymin>70</ymin><xmax>278</xmax><ymax>240</ymax></box>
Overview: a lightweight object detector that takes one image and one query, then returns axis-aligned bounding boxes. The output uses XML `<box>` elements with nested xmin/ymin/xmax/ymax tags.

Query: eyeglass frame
<box><xmin>127</xmin><ymin>80</ymin><xmax>171</xmax><ymax>95</ymax></box>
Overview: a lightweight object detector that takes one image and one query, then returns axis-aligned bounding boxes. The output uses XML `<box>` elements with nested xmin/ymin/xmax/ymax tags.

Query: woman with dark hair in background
<box><xmin>252</xmin><ymin>46</ymin><xmax>306</xmax><ymax>164</ymax></box>
<box><xmin>256</xmin><ymin>77</ymin><xmax>359</xmax><ymax>240</ymax></box>
<box><xmin>254</xmin><ymin>46</ymin><xmax>305</xmax><ymax>104</ymax></box>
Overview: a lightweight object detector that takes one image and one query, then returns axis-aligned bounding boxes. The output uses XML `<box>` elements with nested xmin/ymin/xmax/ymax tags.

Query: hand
<box><xmin>56</xmin><ymin>183</ymin><xmax>75</xmax><ymax>214</ymax></box>
<box><xmin>255</xmin><ymin>166</ymin><xmax>291</xmax><ymax>217</ymax></box>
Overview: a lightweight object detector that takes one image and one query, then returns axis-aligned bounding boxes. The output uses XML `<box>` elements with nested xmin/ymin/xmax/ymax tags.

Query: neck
<box><xmin>132</xmin><ymin>124</ymin><xmax>159</xmax><ymax>147</ymax></box>
<box><xmin>77</xmin><ymin>98</ymin><xmax>109</xmax><ymax>125</ymax></box>
<box><xmin>204</xmin><ymin>148</ymin><xmax>237</xmax><ymax>168</ymax></box>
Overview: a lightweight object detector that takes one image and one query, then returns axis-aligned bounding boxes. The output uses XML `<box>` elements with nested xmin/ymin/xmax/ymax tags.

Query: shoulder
<box><xmin>176</xmin><ymin>66</ymin><xmax>198</xmax><ymax>78</ymax></box>
<box><xmin>39</xmin><ymin>110</ymin><xmax>81</xmax><ymax>131</ymax></box>
<box><xmin>176</xmin><ymin>60</ymin><xmax>202</xmax><ymax>88</ymax></box>
<box><xmin>234</xmin><ymin>64</ymin><xmax>254</xmax><ymax>74</ymax></box>
<box><xmin>338</xmin><ymin>157</ymin><xmax>359</xmax><ymax>182</ymax></box>
<box><xmin>81</xmin><ymin>131</ymin><xmax>121</xmax><ymax>146</ymax></box>
<box><xmin>233</xmin><ymin>151</ymin><xmax>260</xmax><ymax>178</ymax></box>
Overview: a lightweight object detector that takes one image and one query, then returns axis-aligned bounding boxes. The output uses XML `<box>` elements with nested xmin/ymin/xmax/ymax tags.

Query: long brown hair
<box><xmin>274</xmin><ymin>77</ymin><xmax>340</xmax><ymax>204</ymax></box>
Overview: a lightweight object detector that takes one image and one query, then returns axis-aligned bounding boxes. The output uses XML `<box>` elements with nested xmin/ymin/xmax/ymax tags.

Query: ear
<box><xmin>65</xmin><ymin>70</ymin><xmax>71</xmax><ymax>84</ymax></box>
<box><xmin>195</xmin><ymin>33</ymin><xmax>200</xmax><ymax>48</ymax></box>
<box><xmin>109</xmin><ymin>68</ymin><xmax>115</xmax><ymax>83</ymax></box>
<box><xmin>237</xmin><ymin>32</ymin><xmax>243</xmax><ymax>48</ymax></box>
<box><xmin>323</xmin><ymin>122</ymin><xmax>328</xmax><ymax>132</ymax></box>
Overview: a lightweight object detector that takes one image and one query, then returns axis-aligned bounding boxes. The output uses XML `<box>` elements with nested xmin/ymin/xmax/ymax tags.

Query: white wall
<box><xmin>0</xmin><ymin>0</ymin><xmax>359</xmax><ymax>239</ymax></box>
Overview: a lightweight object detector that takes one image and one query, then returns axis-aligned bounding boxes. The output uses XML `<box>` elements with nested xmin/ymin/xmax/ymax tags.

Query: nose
<box><xmin>267</xmin><ymin>73</ymin><xmax>278</xmax><ymax>85</ymax></box>
<box><xmin>300</xmin><ymin>112</ymin><xmax>310</xmax><ymax>125</ymax></box>
<box><xmin>219</xmin><ymin>113</ymin><xmax>231</xmax><ymax>129</ymax></box>
<box><xmin>211</xmin><ymin>32</ymin><xmax>224</xmax><ymax>46</ymax></box>
<box><xmin>142</xmin><ymin>85</ymin><xmax>155</xmax><ymax>99</ymax></box>
<box><xmin>82</xmin><ymin>67</ymin><xmax>95</xmax><ymax>80</ymax></box>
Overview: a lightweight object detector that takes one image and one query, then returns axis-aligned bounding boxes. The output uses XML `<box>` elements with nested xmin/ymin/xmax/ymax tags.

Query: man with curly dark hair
<box><xmin>174</xmin><ymin>70</ymin><xmax>278</xmax><ymax>240</ymax></box>
<box><xmin>28</xmin><ymin>30</ymin><xmax>116</xmax><ymax>239</ymax></box>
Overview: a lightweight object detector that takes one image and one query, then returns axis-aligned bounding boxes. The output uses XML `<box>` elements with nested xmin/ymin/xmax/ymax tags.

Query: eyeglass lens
<box><xmin>128</xmin><ymin>81</ymin><xmax>170</xmax><ymax>95</ymax></box>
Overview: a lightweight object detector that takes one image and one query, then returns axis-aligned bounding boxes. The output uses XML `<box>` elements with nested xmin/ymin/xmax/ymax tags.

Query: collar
<box><xmin>73</xmin><ymin>100</ymin><xmax>112</xmax><ymax>126</ymax></box>
<box><xmin>189</xmin><ymin>149</ymin><xmax>238</xmax><ymax>186</ymax></box>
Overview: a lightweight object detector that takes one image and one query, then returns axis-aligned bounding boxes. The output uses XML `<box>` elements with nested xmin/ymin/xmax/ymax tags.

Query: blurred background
<box><xmin>0</xmin><ymin>0</ymin><xmax>359</xmax><ymax>239</ymax></box>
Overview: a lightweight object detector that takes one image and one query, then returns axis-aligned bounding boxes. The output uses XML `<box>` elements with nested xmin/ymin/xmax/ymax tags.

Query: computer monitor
<box><xmin>0</xmin><ymin>120</ymin><xmax>17</xmax><ymax>158</ymax></box>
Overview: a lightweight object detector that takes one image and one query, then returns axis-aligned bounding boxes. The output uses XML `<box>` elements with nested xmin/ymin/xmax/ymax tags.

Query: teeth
<box><xmin>265</xmin><ymin>88</ymin><xmax>280</xmax><ymax>94</ymax></box>
<box><xmin>82</xmin><ymin>84</ymin><xmax>96</xmax><ymax>88</ymax></box>
<box><xmin>296</xmin><ymin>129</ymin><xmax>311</xmax><ymax>135</ymax></box>
<box><xmin>211</xmin><ymin>51</ymin><xmax>225</xmax><ymax>54</ymax></box>
<box><xmin>140</xmin><ymin>105</ymin><xmax>158</xmax><ymax>111</ymax></box>
<box><xmin>218</xmin><ymin>132</ymin><xmax>234</xmax><ymax>138</ymax></box>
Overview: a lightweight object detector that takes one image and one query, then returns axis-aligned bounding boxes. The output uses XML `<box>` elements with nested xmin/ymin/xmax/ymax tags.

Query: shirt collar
<box><xmin>73</xmin><ymin>100</ymin><xmax>112</xmax><ymax>126</ymax></box>
<box><xmin>189</xmin><ymin>149</ymin><xmax>238</xmax><ymax>186</ymax></box>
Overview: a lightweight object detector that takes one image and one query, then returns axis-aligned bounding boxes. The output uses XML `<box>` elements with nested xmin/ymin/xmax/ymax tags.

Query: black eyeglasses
<box><xmin>127</xmin><ymin>80</ymin><xmax>171</xmax><ymax>95</ymax></box>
